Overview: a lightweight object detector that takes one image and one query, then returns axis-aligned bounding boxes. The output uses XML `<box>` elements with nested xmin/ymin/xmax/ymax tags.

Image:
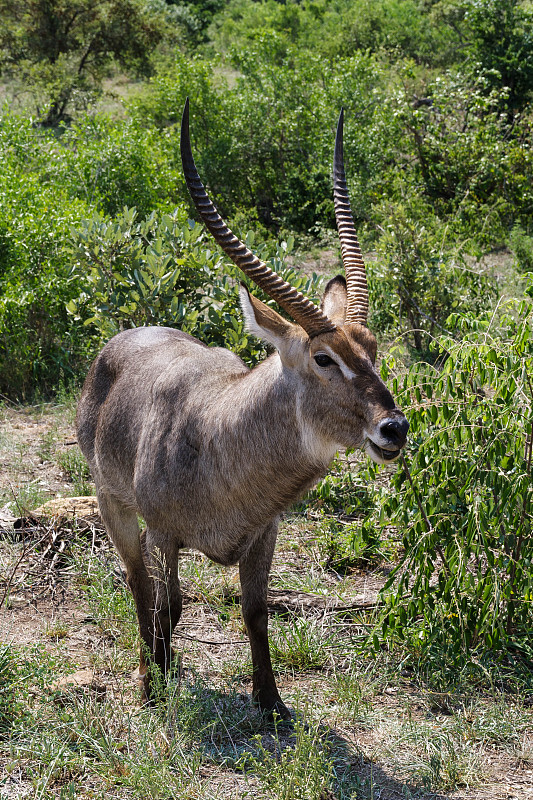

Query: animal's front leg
<box><xmin>239</xmin><ymin>522</ymin><xmax>291</xmax><ymax>720</ymax></box>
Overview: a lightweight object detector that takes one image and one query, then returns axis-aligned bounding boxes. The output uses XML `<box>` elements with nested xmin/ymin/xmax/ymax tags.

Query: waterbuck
<box><xmin>76</xmin><ymin>101</ymin><xmax>408</xmax><ymax>719</ymax></box>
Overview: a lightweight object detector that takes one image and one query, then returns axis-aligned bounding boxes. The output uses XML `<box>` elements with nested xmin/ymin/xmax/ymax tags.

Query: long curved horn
<box><xmin>333</xmin><ymin>109</ymin><xmax>369</xmax><ymax>326</ymax></box>
<box><xmin>181</xmin><ymin>99</ymin><xmax>336</xmax><ymax>338</ymax></box>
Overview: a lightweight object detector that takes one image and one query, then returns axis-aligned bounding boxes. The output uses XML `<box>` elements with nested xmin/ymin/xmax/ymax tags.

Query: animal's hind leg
<box><xmin>239</xmin><ymin>521</ymin><xmax>290</xmax><ymax>720</ymax></box>
<box><xmin>96</xmin><ymin>490</ymin><xmax>155</xmax><ymax>696</ymax></box>
<box><xmin>140</xmin><ymin>527</ymin><xmax>183</xmax><ymax>699</ymax></box>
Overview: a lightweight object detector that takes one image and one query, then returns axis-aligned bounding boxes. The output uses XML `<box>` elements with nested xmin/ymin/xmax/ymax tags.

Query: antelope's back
<box><xmin>76</xmin><ymin>326</ymin><xmax>247</xmax><ymax>490</ymax></box>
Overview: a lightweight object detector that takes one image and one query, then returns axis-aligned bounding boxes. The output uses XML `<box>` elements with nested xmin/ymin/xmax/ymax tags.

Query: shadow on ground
<box><xmin>164</xmin><ymin>683</ymin><xmax>451</xmax><ymax>800</ymax></box>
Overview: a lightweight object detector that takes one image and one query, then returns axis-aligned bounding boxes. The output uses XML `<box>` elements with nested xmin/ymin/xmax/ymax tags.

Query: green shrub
<box><xmin>464</xmin><ymin>0</ymin><xmax>533</xmax><ymax>116</ymax></box>
<box><xmin>369</xmin><ymin>196</ymin><xmax>497</xmax><ymax>353</ymax></box>
<box><xmin>376</xmin><ymin>292</ymin><xmax>533</xmax><ymax>680</ymax></box>
<box><xmin>0</xmin><ymin>113</ymin><xmax>95</xmax><ymax>398</ymax></box>
<box><xmin>509</xmin><ymin>224</ymin><xmax>533</xmax><ymax>274</ymax></box>
<box><xmin>226</xmin><ymin>39</ymin><xmax>392</xmax><ymax>233</ymax></box>
<box><xmin>210</xmin><ymin>0</ymin><xmax>463</xmax><ymax>66</ymax></box>
<box><xmin>130</xmin><ymin>43</ymin><xmax>394</xmax><ymax>234</ymax></box>
<box><xmin>389</xmin><ymin>68</ymin><xmax>533</xmax><ymax>244</ymax></box>
<box><xmin>70</xmin><ymin>205</ymin><xmax>322</xmax><ymax>365</ymax></box>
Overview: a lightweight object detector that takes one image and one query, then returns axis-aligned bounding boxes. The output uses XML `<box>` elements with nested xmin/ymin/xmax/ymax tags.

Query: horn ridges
<box><xmin>334</xmin><ymin>109</ymin><xmax>369</xmax><ymax>326</ymax></box>
<box><xmin>181</xmin><ymin>99</ymin><xmax>336</xmax><ymax>338</ymax></box>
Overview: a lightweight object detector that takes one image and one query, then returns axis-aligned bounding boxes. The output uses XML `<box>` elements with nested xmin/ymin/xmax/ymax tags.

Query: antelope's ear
<box><xmin>239</xmin><ymin>284</ymin><xmax>294</xmax><ymax>350</ymax></box>
<box><xmin>321</xmin><ymin>275</ymin><xmax>347</xmax><ymax>323</ymax></box>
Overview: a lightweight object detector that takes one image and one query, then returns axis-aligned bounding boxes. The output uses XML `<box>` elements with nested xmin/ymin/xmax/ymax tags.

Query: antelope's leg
<box><xmin>140</xmin><ymin>528</ymin><xmax>183</xmax><ymax>699</ymax></box>
<box><xmin>239</xmin><ymin>521</ymin><xmax>290</xmax><ymax>720</ymax></box>
<box><xmin>96</xmin><ymin>491</ymin><xmax>154</xmax><ymax>689</ymax></box>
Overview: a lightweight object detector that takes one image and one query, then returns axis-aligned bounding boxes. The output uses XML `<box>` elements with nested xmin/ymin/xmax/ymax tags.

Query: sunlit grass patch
<box><xmin>382</xmin><ymin>715</ymin><xmax>484</xmax><ymax>792</ymax></box>
<box><xmin>269</xmin><ymin>615</ymin><xmax>335</xmax><ymax>672</ymax></box>
<box><xmin>57</xmin><ymin>446</ymin><xmax>94</xmax><ymax>496</ymax></box>
<box><xmin>71</xmin><ymin>541</ymin><xmax>138</xmax><ymax>658</ymax></box>
<box><xmin>240</xmin><ymin>711</ymin><xmax>335</xmax><ymax>800</ymax></box>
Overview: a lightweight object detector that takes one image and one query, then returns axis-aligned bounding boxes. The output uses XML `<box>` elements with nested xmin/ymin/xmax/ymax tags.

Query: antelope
<box><xmin>76</xmin><ymin>101</ymin><xmax>408</xmax><ymax>719</ymax></box>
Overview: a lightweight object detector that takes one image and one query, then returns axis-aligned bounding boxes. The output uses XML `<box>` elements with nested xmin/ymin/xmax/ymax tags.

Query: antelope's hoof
<box><xmin>132</xmin><ymin>664</ymin><xmax>147</xmax><ymax>684</ymax></box>
<box><xmin>257</xmin><ymin>695</ymin><xmax>291</xmax><ymax>722</ymax></box>
<box><xmin>269</xmin><ymin>699</ymin><xmax>292</xmax><ymax>721</ymax></box>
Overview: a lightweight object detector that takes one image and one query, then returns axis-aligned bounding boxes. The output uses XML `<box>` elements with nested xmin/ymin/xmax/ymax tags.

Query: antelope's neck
<box><xmin>210</xmin><ymin>353</ymin><xmax>339</xmax><ymax>474</ymax></box>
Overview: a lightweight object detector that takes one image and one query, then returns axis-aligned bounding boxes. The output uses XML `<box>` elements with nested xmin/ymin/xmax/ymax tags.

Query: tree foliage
<box><xmin>464</xmin><ymin>0</ymin><xmax>533</xmax><ymax>116</ymax></box>
<box><xmin>0</xmin><ymin>0</ymin><xmax>166</xmax><ymax>124</ymax></box>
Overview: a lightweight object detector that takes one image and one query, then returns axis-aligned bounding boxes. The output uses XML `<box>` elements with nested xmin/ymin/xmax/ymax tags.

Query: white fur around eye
<box><xmin>317</xmin><ymin>345</ymin><xmax>357</xmax><ymax>380</ymax></box>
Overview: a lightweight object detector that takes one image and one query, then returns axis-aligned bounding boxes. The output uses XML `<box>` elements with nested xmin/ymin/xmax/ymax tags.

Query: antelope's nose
<box><xmin>380</xmin><ymin>416</ymin><xmax>409</xmax><ymax>448</ymax></box>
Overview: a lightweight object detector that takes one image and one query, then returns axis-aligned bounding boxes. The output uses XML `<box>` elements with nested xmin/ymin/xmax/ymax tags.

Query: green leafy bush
<box><xmin>369</xmin><ymin>196</ymin><xmax>497</xmax><ymax>353</ymax></box>
<box><xmin>390</xmin><ymin>68</ymin><xmax>533</xmax><ymax>244</ymax></box>
<box><xmin>70</xmin><ymin>206</ymin><xmax>223</xmax><ymax>336</ymax></box>
<box><xmin>464</xmin><ymin>0</ymin><xmax>533</xmax><ymax>116</ymax></box>
<box><xmin>0</xmin><ymin>114</ymin><xmax>95</xmax><ymax>398</ymax></box>
<box><xmin>57</xmin><ymin>116</ymin><xmax>180</xmax><ymax>218</ymax></box>
<box><xmin>130</xmin><ymin>43</ymin><xmax>394</xmax><ymax>234</ymax></box>
<box><xmin>377</xmin><ymin>293</ymin><xmax>533</xmax><ymax>680</ymax></box>
<box><xmin>210</xmin><ymin>0</ymin><xmax>464</xmax><ymax>67</ymax></box>
<box><xmin>509</xmin><ymin>224</ymin><xmax>533</xmax><ymax>274</ymax></box>
<box><xmin>70</xmin><ymin>205</ymin><xmax>322</xmax><ymax>365</ymax></box>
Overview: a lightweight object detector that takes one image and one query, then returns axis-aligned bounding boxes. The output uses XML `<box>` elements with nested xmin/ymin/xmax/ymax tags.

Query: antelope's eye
<box><xmin>314</xmin><ymin>353</ymin><xmax>336</xmax><ymax>368</ymax></box>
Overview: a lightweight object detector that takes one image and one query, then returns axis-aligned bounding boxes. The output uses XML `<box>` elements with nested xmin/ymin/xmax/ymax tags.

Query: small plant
<box><xmin>73</xmin><ymin>545</ymin><xmax>137</xmax><ymax>655</ymax></box>
<box><xmin>315</xmin><ymin>515</ymin><xmax>384</xmax><ymax>572</ymax></box>
<box><xmin>305</xmin><ymin>457</ymin><xmax>377</xmax><ymax>516</ymax></box>
<box><xmin>269</xmin><ymin>616</ymin><xmax>333</xmax><ymax>671</ymax></box>
<box><xmin>9</xmin><ymin>482</ymin><xmax>50</xmax><ymax>514</ymax></box>
<box><xmin>388</xmin><ymin>720</ymin><xmax>482</xmax><ymax>792</ymax></box>
<box><xmin>37</xmin><ymin>428</ymin><xmax>58</xmax><ymax>463</ymax></box>
<box><xmin>330</xmin><ymin>666</ymin><xmax>374</xmax><ymax>724</ymax></box>
<box><xmin>242</xmin><ymin>710</ymin><xmax>335</xmax><ymax>800</ymax></box>
<box><xmin>57</xmin><ymin>446</ymin><xmax>93</xmax><ymax>495</ymax></box>
<box><xmin>44</xmin><ymin>621</ymin><xmax>69</xmax><ymax>641</ymax></box>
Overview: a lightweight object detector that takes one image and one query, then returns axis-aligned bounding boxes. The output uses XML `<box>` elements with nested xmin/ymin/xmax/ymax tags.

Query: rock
<box><xmin>51</xmin><ymin>668</ymin><xmax>106</xmax><ymax>703</ymax></box>
<box><xmin>0</xmin><ymin>504</ymin><xmax>17</xmax><ymax>532</ymax></box>
<box><xmin>13</xmin><ymin>496</ymin><xmax>102</xmax><ymax>532</ymax></box>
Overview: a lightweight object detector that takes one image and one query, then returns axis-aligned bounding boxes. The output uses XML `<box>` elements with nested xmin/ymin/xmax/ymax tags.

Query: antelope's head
<box><xmin>181</xmin><ymin>101</ymin><xmax>408</xmax><ymax>464</ymax></box>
